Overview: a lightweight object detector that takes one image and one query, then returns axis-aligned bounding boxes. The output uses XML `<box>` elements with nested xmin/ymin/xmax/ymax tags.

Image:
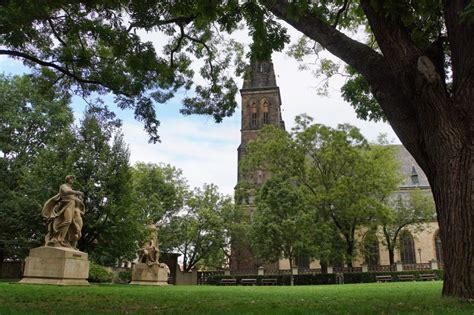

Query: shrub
<box><xmin>118</xmin><ymin>270</ymin><xmax>132</xmax><ymax>283</ymax></box>
<box><xmin>88</xmin><ymin>262</ymin><xmax>113</xmax><ymax>283</ymax></box>
<box><xmin>343</xmin><ymin>270</ymin><xmax>444</xmax><ymax>284</ymax></box>
<box><xmin>207</xmin><ymin>274</ymin><xmax>336</xmax><ymax>285</ymax></box>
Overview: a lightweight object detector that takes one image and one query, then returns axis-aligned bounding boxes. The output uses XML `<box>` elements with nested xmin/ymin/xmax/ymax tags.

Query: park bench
<box><xmin>260</xmin><ymin>278</ymin><xmax>278</xmax><ymax>286</ymax></box>
<box><xmin>220</xmin><ymin>278</ymin><xmax>237</xmax><ymax>285</ymax></box>
<box><xmin>419</xmin><ymin>273</ymin><xmax>437</xmax><ymax>281</ymax></box>
<box><xmin>397</xmin><ymin>274</ymin><xmax>415</xmax><ymax>281</ymax></box>
<box><xmin>240</xmin><ymin>278</ymin><xmax>257</xmax><ymax>286</ymax></box>
<box><xmin>375</xmin><ymin>275</ymin><xmax>393</xmax><ymax>283</ymax></box>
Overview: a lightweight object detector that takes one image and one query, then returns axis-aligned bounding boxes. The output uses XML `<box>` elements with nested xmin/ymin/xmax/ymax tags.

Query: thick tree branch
<box><xmin>359</xmin><ymin>0</ymin><xmax>421</xmax><ymax>67</ymax></box>
<box><xmin>265</xmin><ymin>1</ymin><xmax>426</xmax><ymax>168</ymax></box>
<box><xmin>266</xmin><ymin>1</ymin><xmax>384</xmax><ymax>80</ymax></box>
<box><xmin>443</xmin><ymin>0</ymin><xmax>474</xmax><ymax>102</ymax></box>
<box><xmin>0</xmin><ymin>49</ymin><xmax>99</xmax><ymax>84</ymax></box>
<box><xmin>0</xmin><ymin>49</ymin><xmax>132</xmax><ymax>98</ymax></box>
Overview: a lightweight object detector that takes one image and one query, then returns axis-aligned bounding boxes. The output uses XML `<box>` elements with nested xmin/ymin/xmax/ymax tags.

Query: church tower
<box><xmin>237</xmin><ymin>61</ymin><xmax>285</xmax><ymax>184</ymax></box>
<box><xmin>231</xmin><ymin>61</ymin><xmax>285</xmax><ymax>271</ymax></box>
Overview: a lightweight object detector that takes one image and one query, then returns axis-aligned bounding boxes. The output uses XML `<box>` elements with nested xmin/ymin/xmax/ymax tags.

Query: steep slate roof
<box><xmin>393</xmin><ymin>145</ymin><xmax>430</xmax><ymax>189</ymax></box>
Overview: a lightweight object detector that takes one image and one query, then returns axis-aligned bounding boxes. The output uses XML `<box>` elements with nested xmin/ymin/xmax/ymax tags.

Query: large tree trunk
<box><xmin>267</xmin><ymin>0</ymin><xmax>474</xmax><ymax>298</ymax></box>
<box><xmin>388</xmin><ymin>248</ymin><xmax>395</xmax><ymax>266</ymax></box>
<box><xmin>428</xmin><ymin>136</ymin><xmax>473</xmax><ymax>298</ymax></box>
<box><xmin>345</xmin><ymin>242</ymin><xmax>354</xmax><ymax>268</ymax></box>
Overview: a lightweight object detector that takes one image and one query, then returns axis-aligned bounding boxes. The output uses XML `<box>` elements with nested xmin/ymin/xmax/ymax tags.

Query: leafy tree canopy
<box><xmin>131</xmin><ymin>162</ymin><xmax>188</xmax><ymax>225</ymax></box>
<box><xmin>0</xmin><ymin>0</ymin><xmax>289</xmax><ymax>142</ymax></box>
<box><xmin>160</xmin><ymin>183</ymin><xmax>237</xmax><ymax>271</ymax></box>
<box><xmin>241</xmin><ymin>115</ymin><xmax>400</xmax><ymax>266</ymax></box>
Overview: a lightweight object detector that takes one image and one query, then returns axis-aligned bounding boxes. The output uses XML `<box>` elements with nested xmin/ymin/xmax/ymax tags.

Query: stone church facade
<box><xmin>231</xmin><ymin>63</ymin><xmax>442</xmax><ymax>272</ymax></box>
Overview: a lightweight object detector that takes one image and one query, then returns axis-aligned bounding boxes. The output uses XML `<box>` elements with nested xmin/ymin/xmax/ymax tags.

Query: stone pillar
<box><xmin>20</xmin><ymin>247</ymin><xmax>89</xmax><ymax>285</ymax></box>
<box><xmin>396</xmin><ymin>261</ymin><xmax>403</xmax><ymax>272</ymax></box>
<box><xmin>327</xmin><ymin>266</ymin><xmax>333</xmax><ymax>274</ymax></box>
<box><xmin>224</xmin><ymin>269</ymin><xmax>231</xmax><ymax>276</ymax></box>
<box><xmin>430</xmin><ymin>259</ymin><xmax>439</xmax><ymax>270</ymax></box>
<box><xmin>131</xmin><ymin>263</ymin><xmax>169</xmax><ymax>286</ymax></box>
<box><xmin>257</xmin><ymin>266</ymin><xmax>264</xmax><ymax>276</ymax></box>
<box><xmin>362</xmin><ymin>263</ymin><xmax>368</xmax><ymax>273</ymax></box>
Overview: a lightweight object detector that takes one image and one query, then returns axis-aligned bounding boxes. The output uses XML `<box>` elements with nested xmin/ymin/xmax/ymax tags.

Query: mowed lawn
<box><xmin>0</xmin><ymin>281</ymin><xmax>472</xmax><ymax>314</ymax></box>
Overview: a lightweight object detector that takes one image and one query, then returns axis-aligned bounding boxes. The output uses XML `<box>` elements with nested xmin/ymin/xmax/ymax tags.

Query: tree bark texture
<box><xmin>388</xmin><ymin>248</ymin><xmax>395</xmax><ymax>266</ymax></box>
<box><xmin>268</xmin><ymin>0</ymin><xmax>473</xmax><ymax>298</ymax></box>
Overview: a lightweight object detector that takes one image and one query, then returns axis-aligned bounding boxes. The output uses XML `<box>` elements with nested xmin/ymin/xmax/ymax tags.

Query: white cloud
<box><xmin>123</xmin><ymin>118</ymin><xmax>240</xmax><ymax>196</ymax></box>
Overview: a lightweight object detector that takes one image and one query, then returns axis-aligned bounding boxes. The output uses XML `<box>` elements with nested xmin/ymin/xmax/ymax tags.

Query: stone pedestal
<box><xmin>19</xmin><ymin>246</ymin><xmax>89</xmax><ymax>285</ymax></box>
<box><xmin>130</xmin><ymin>263</ymin><xmax>168</xmax><ymax>285</ymax></box>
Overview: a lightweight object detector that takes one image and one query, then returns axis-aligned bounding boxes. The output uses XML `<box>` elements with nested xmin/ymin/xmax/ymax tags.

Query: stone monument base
<box><xmin>130</xmin><ymin>263</ymin><xmax>168</xmax><ymax>285</ymax></box>
<box><xmin>19</xmin><ymin>246</ymin><xmax>89</xmax><ymax>286</ymax></box>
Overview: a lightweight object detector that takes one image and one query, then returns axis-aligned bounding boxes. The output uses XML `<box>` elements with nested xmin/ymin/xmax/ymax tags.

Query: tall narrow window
<box><xmin>399</xmin><ymin>230</ymin><xmax>416</xmax><ymax>264</ymax></box>
<box><xmin>434</xmin><ymin>230</ymin><xmax>443</xmax><ymax>264</ymax></box>
<box><xmin>251</xmin><ymin>102</ymin><xmax>257</xmax><ymax>127</ymax></box>
<box><xmin>295</xmin><ymin>254</ymin><xmax>310</xmax><ymax>269</ymax></box>
<box><xmin>262</xmin><ymin>101</ymin><xmax>269</xmax><ymax>124</ymax></box>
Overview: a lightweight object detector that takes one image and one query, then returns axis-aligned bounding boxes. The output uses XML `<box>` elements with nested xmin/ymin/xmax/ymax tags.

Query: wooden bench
<box><xmin>419</xmin><ymin>273</ymin><xmax>437</xmax><ymax>281</ymax></box>
<box><xmin>260</xmin><ymin>278</ymin><xmax>278</xmax><ymax>286</ymax></box>
<box><xmin>240</xmin><ymin>278</ymin><xmax>257</xmax><ymax>286</ymax></box>
<box><xmin>375</xmin><ymin>275</ymin><xmax>393</xmax><ymax>283</ymax></box>
<box><xmin>220</xmin><ymin>278</ymin><xmax>237</xmax><ymax>285</ymax></box>
<box><xmin>397</xmin><ymin>274</ymin><xmax>415</xmax><ymax>281</ymax></box>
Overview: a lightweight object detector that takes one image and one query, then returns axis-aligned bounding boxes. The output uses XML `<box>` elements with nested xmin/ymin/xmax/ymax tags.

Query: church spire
<box><xmin>242</xmin><ymin>61</ymin><xmax>277</xmax><ymax>89</ymax></box>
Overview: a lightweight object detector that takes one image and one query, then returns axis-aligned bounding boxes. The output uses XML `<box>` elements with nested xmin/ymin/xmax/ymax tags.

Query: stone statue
<box><xmin>138</xmin><ymin>241</ymin><xmax>159</xmax><ymax>266</ymax></box>
<box><xmin>42</xmin><ymin>175</ymin><xmax>85</xmax><ymax>249</ymax></box>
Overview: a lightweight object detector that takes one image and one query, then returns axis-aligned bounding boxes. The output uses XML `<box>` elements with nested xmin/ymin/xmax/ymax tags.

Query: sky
<box><xmin>0</xmin><ymin>22</ymin><xmax>400</xmax><ymax>197</ymax></box>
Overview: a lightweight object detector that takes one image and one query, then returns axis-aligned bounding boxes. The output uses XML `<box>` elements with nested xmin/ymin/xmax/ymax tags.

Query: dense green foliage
<box><xmin>250</xmin><ymin>176</ymin><xmax>315</xmax><ymax>271</ymax></box>
<box><xmin>381</xmin><ymin>189</ymin><xmax>436</xmax><ymax>265</ymax></box>
<box><xmin>0</xmin><ymin>75</ymin><xmax>147</xmax><ymax>265</ymax></box>
<box><xmin>71</xmin><ymin>106</ymin><xmax>148</xmax><ymax>265</ymax></box>
<box><xmin>87</xmin><ymin>262</ymin><xmax>113</xmax><ymax>283</ymax></box>
<box><xmin>2</xmin><ymin>0</ymin><xmax>468</xmax><ymax>132</ymax></box>
<box><xmin>0</xmin><ymin>0</ymin><xmax>287</xmax><ymax>141</ymax></box>
<box><xmin>1</xmin><ymin>282</ymin><xmax>470</xmax><ymax>314</ymax></box>
<box><xmin>240</xmin><ymin>116</ymin><xmax>400</xmax><ymax>267</ymax></box>
<box><xmin>342</xmin><ymin>270</ymin><xmax>444</xmax><ymax>284</ymax></box>
<box><xmin>131</xmin><ymin>162</ymin><xmax>188</xmax><ymax>226</ymax></box>
<box><xmin>0</xmin><ymin>74</ymin><xmax>74</xmax><ymax>259</ymax></box>
<box><xmin>118</xmin><ymin>270</ymin><xmax>132</xmax><ymax>284</ymax></box>
<box><xmin>160</xmin><ymin>184</ymin><xmax>239</xmax><ymax>271</ymax></box>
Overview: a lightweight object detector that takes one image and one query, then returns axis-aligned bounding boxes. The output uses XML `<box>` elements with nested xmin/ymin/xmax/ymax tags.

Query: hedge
<box><xmin>88</xmin><ymin>262</ymin><xmax>113</xmax><ymax>283</ymax></box>
<box><xmin>207</xmin><ymin>270</ymin><xmax>443</xmax><ymax>286</ymax></box>
<box><xmin>342</xmin><ymin>270</ymin><xmax>444</xmax><ymax>284</ymax></box>
<box><xmin>207</xmin><ymin>274</ymin><xmax>336</xmax><ymax>286</ymax></box>
<box><xmin>118</xmin><ymin>270</ymin><xmax>132</xmax><ymax>283</ymax></box>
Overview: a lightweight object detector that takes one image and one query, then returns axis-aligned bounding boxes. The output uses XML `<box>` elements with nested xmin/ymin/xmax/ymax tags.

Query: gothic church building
<box><xmin>230</xmin><ymin>62</ymin><xmax>441</xmax><ymax>272</ymax></box>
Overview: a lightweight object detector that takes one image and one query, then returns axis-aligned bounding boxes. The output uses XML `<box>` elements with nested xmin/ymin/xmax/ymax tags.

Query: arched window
<box><xmin>399</xmin><ymin>230</ymin><xmax>416</xmax><ymax>264</ymax></box>
<box><xmin>262</xmin><ymin>100</ymin><xmax>269</xmax><ymax>124</ymax></box>
<box><xmin>434</xmin><ymin>230</ymin><xmax>443</xmax><ymax>264</ymax></box>
<box><xmin>250</xmin><ymin>102</ymin><xmax>257</xmax><ymax>127</ymax></box>
<box><xmin>363</xmin><ymin>232</ymin><xmax>380</xmax><ymax>266</ymax></box>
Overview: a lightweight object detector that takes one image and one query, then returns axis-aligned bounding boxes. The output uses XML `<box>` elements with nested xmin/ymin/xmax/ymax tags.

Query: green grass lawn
<box><xmin>0</xmin><ymin>281</ymin><xmax>472</xmax><ymax>314</ymax></box>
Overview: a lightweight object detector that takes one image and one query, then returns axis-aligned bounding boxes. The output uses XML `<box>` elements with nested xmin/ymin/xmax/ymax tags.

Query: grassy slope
<box><xmin>0</xmin><ymin>281</ymin><xmax>472</xmax><ymax>314</ymax></box>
